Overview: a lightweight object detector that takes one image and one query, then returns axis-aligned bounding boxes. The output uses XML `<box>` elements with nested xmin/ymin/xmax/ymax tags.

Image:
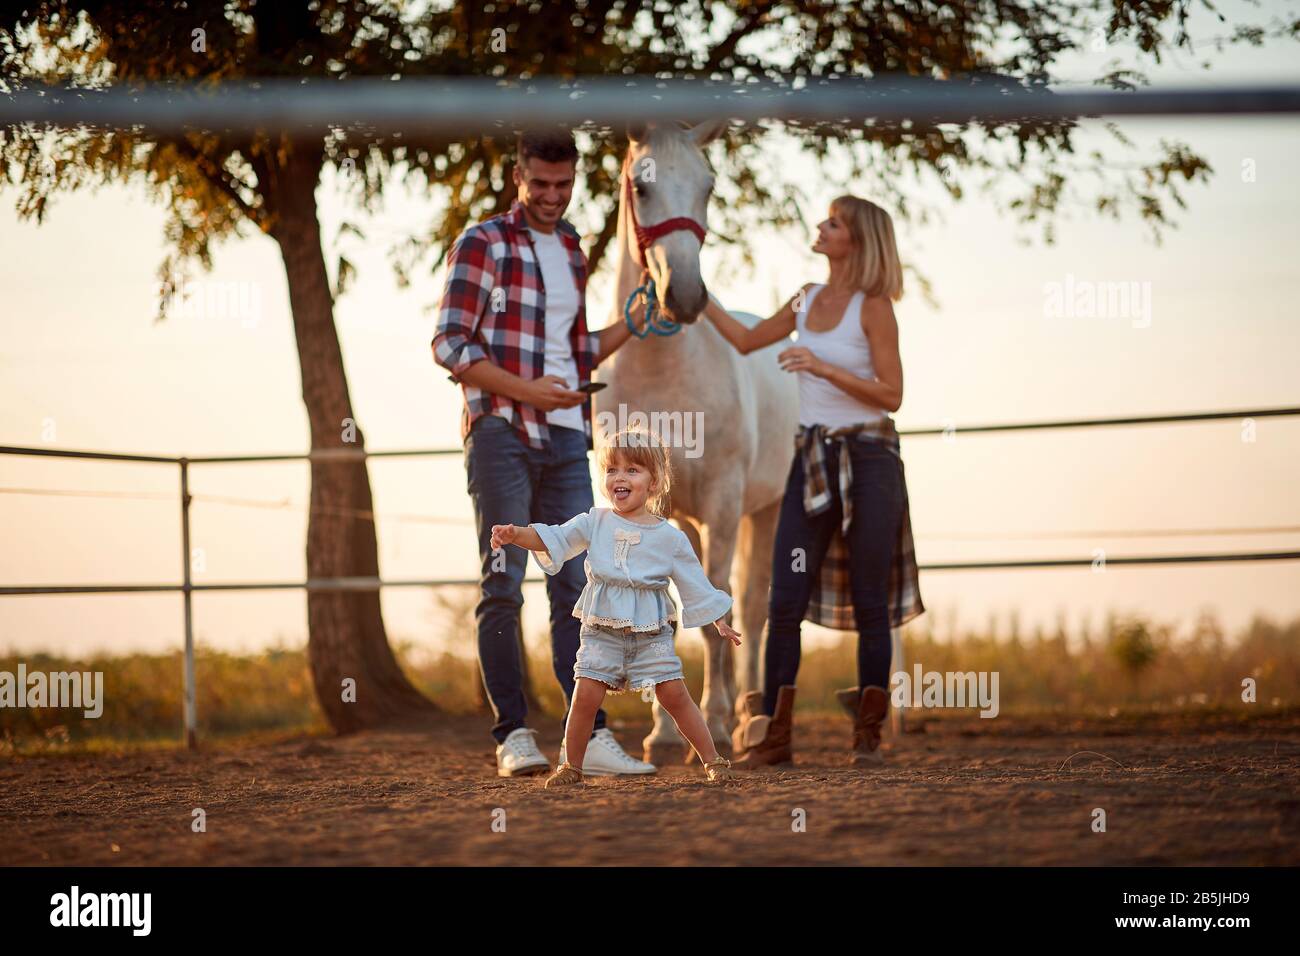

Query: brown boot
<box><xmin>852</xmin><ymin>686</ymin><xmax>889</xmax><ymax>766</ymax></box>
<box><xmin>732</xmin><ymin>686</ymin><xmax>795</xmax><ymax>768</ymax></box>
<box><xmin>730</xmin><ymin>690</ymin><xmax>763</xmax><ymax>755</ymax></box>
<box><xmin>834</xmin><ymin>686</ymin><xmax>861</xmax><ymax>719</ymax></box>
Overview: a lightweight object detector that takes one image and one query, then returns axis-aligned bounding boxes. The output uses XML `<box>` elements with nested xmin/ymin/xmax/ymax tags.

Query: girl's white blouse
<box><xmin>529</xmin><ymin>507</ymin><xmax>732</xmax><ymax>632</ymax></box>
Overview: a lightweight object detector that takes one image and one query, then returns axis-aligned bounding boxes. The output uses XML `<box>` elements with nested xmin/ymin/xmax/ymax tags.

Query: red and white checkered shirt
<box><xmin>432</xmin><ymin>200</ymin><xmax>598</xmax><ymax>450</ymax></box>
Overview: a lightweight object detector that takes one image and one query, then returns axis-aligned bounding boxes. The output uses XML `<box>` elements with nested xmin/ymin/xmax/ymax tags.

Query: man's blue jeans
<box><xmin>464</xmin><ymin>413</ymin><xmax>607</xmax><ymax>744</ymax></box>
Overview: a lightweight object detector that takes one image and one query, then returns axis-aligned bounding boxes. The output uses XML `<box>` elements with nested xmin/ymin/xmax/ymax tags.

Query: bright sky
<box><xmin>2</xmin><ymin>4</ymin><xmax>1298</xmax><ymax>660</ymax></box>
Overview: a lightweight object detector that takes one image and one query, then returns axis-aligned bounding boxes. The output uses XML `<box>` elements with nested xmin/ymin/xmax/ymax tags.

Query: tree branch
<box><xmin>167</xmin><ymin>136</ymin><xmax>268</xmax><ymax>230</ymax></box>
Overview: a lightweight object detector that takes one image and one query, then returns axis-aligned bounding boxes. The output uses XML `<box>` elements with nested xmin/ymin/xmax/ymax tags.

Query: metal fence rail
<box><xmin>6</xmin><ymin>78</ymin><xmax>1300</xmax><ymax>135</ymax></box>
<box><xmin>2</xmin><ymin>402</ymin><xmax>1298</xmax><ymax>747</ymax></box>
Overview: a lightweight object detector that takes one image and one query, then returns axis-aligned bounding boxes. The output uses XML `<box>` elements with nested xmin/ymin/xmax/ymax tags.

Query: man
<box><xmin>433</xmin><ymin>129</ymin><xmax>649</xmax><ymax>777</ymax></box>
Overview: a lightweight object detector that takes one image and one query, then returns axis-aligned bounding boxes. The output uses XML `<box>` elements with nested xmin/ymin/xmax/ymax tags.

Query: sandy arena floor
<box><xmin>3</xmin><ymin>712</ymin><xmax>1297</xmax><ymax>866</ymax></box>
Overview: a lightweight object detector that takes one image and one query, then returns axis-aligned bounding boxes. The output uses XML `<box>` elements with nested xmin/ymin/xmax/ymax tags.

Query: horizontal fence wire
<box><xmin>1</xmin><ymin>404</ymin><xmax>1297</xmax><ymax>595</ymax></box>
<box><xmin>2</xmin><ymin>486</ymin><xmax>1297</xmax><ymax>539</ymax></box>
<box><xmin>5</xmin><ymin>549</ymin><xmax>1300</xmax><ymax>598</ymax></box>
<box><xmin>3</xmin><ymin>405</ymin><xmax>1296</xmax><ymax>465</ymax></box>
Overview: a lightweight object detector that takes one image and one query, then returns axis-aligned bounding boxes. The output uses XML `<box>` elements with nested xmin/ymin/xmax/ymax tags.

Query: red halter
<box><xmin>622</xmin><ymin>155</ymin><xmax>708</xmax><ymax>269</ymax></box>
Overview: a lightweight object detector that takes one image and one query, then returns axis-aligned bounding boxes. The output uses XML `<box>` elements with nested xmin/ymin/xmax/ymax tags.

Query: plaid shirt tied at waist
<box><xmin>796</xmin><ymin>419</ymin><xmax>925</xmax><ymax>630</ymax></box>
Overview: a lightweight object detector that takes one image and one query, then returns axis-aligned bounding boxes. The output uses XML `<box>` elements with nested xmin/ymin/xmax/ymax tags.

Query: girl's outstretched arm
<box><xmin>523</xmin><ymin>509</ymin><xmax>597</xmax><ymax>575</ymax></box>
<box><xmin>702</xmin><ymin>285</ymin><xmax>804</xmax><ymax>355</ymax></box>
<box><xmin>670</xmin><ymin>533</ymin><xmax>734</xmax><ymax>629</ymax></box>
<box><xmin>712</xmin><ymin>616</ymin><xmax>742</xmax><ymax>647</ymax></box>
<box><xmin>490</xmin><ymin>523</ymin><xmax>544</xmax><ymax>551</ymax></box>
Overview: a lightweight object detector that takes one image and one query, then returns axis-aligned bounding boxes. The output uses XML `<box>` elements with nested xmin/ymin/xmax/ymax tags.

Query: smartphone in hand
<box><xmin>576</xmin><ymin>382</ymin><xmax>607</xmax><ymax>394</ymax></box>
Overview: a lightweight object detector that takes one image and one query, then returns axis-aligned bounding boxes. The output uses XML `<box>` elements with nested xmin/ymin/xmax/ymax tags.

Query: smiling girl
<box><xmin>490</xmin><ymin>428</ymin><xmax>741</xmax><ymax>787</ymax></box>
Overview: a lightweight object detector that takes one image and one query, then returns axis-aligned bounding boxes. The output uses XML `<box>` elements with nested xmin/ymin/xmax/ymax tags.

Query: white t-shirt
<box><xmin>527</xmin><ymin>226</ymin><xmax>584</xmax><ymax>433</ymax></box>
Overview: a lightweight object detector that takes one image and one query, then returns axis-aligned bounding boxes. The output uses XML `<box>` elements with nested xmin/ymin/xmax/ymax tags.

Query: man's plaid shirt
<box><xmin>432</xmin><ymin>200</ymin><xmax>598</xmax><ymax>450</ymax></box>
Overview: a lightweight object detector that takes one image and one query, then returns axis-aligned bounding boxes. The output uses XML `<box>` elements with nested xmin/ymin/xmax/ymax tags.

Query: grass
<box><xmin>2</xmin><ymin>611</ymin><xmax>1297</xmax><ymax>755</ymax></box>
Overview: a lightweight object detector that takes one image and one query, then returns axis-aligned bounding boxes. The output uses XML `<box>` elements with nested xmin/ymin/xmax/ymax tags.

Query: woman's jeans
<box><xmin>763</xmin><ymin>435</ymin><xmax>904</xmax><ymax>717</ymax></box>
<box><xmin>464</xmin><ymin>413</ymin><xmax>607</xmax><ymax>744</ymax></box>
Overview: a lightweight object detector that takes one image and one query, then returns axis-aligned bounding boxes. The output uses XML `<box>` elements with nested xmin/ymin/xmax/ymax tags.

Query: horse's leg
<box><xmin>737</xmin><ymin>500</ymin><xmax>780</xmax><ymax>697</ymax></box>
<box><xmin>642</xmin><ymin>518</ymin><xmax>700</xmax><ymax>767</ymax></box>
<box><xmin>723</xmin><ymin>516</ymin><xmax>759</xmax><ymax>723</ymax></box>
<box><xmin>696</xmin><ymin>508</ymin><xmax>741</xmax><ymax>758</ymax></box>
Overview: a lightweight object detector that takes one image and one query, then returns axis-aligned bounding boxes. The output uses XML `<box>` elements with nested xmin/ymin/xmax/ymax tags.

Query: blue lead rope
<box><xmin>624</xmin><ymin>276</ymin><xmax>682</xmax><ymax>338</ymax></box>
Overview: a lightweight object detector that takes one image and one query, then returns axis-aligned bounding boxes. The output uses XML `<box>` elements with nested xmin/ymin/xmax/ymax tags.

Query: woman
<box><xmin>702</xmin><ymin>195</ymin><xmax>924</xmax><ymax>767</ymax></box>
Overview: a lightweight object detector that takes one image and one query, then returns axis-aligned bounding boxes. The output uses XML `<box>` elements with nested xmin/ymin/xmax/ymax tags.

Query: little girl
<box><xmin>490</xmin><ymin>428</ymin><xmax>741</xmax><ymax>787</ymax></box>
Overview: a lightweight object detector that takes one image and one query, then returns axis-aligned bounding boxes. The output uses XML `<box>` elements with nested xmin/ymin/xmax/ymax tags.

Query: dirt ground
<box><xmin>2</xmin><ymin>711</ymin><xmax>1297</xmax><ymax>866</ymax></box>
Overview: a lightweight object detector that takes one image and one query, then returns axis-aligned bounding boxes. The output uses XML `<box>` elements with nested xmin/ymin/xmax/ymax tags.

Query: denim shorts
<box><xmin>574</xmin><ymin>620</ymin><xmax>685</xmax><ymax>694</ymax></box>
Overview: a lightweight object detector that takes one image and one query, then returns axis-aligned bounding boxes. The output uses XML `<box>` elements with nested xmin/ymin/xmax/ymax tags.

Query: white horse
<box><xmin>594</xmin><ymin>120</ymin><xmax>798</xmax><ymax>763</ymax></box>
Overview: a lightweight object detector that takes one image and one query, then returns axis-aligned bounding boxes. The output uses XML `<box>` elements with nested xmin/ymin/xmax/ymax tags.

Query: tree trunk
<box><xmin>267</xmin><ymin>138</ymin><xmax>436</xmax><ymax>732</ymax></box>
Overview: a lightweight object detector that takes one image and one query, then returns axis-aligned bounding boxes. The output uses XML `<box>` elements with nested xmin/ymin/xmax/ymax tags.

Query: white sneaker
<box><xmin>560</xmin><ymin>728</ymin><xmax>657</xmax><ymax>776</ymax></box>
<box><xmin>496</xmin><ymin>728</ymin><xmax>550</xmax><ymax>778</ymax></box>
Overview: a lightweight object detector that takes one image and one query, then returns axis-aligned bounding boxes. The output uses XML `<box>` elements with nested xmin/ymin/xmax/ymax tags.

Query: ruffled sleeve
<box><xmin>671</xmin><ymin>531</ymin><xmax>733</xmax><ymax>628</ymax></box>
<box><xmin>528</xmin><ymin>508</ymin><xmax>596</xmax><ymax>575</ymax></box>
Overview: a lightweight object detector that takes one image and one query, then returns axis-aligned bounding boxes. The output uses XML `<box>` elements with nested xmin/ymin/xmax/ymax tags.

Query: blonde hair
<box><xmin>598</xmin><ymin>428</ymin><xmax>673</xmax><ymax>517</ymax></box>
<box><xmin>829</xmin><ymin>195</ymin><xmax>904</xmax><ymax>301</ymax></box>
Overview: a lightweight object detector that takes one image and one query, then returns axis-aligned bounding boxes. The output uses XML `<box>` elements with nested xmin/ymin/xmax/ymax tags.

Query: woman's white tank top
<box><xmin>794</xmin><ymin>284</ymin><xmax>887</xmax><ymax>429</ymax></box>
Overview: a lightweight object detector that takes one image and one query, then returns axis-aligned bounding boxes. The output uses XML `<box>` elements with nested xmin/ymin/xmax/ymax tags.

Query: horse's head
<box><xmin>623</xmin><ymin>120</ymin><xmax>727</xmax><ymax>325</ymax></box>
